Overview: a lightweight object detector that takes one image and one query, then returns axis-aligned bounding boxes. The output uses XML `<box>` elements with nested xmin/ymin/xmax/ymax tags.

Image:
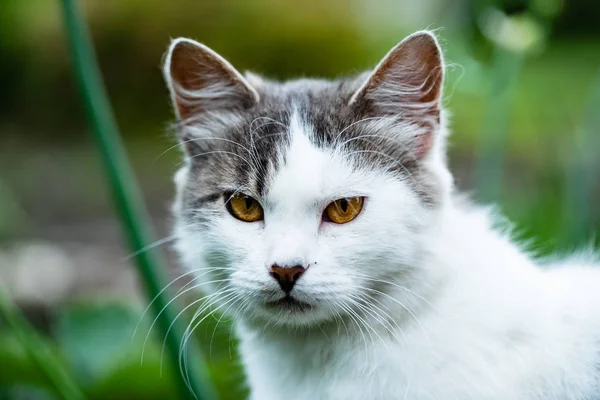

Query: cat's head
<box><xmin>164</xmin><ymin>31</ymin><xmax>452</xmax><ymax>327</ymax></box>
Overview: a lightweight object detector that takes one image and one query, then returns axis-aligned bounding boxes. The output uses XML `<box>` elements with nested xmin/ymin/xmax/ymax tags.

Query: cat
<box><xmin>162</xmin><ymin>31</ymin><xmax>600</xmax><ymax>399</ymax></box>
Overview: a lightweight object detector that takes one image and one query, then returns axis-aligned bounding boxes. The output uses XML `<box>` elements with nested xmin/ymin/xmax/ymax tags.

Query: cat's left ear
<box><xmin>349</xmin><ymin>31</ymin><xmax>444</xmax><ymax>156</ymax></box>
<box><xmin>163</xmin><ymin>38</ymin><xmax>260</xmax><ymax>122</ymax></box>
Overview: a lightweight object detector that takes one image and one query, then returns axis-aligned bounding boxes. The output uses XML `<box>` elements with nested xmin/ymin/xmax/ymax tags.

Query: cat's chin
<box><xmin>249</xmin><ymin>295</ymin><xmax>334</xmax><ymax>327</ymax></box>
<box><xmin>264</xmin><ymin>296</ymin><xmax>314</xmax><ymax>313</ymax></box>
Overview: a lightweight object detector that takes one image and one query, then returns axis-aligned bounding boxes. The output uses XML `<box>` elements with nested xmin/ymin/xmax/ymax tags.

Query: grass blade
<box><xmin>57</xmin><ymin>1</ymin><xmax>216</xmax><ymax>399</ymax></box>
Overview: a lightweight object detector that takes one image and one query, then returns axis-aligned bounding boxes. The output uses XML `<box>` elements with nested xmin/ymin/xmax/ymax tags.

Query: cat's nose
<box><xmin>269</xmin><ymin>265</ymin><xmax>305</xmax><ymax>293</ymax></box>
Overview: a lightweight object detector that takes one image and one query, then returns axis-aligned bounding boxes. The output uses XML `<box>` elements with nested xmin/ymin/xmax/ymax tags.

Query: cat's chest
<box><xmin>237</xmin><ymin>331</ymin><xmax>495</xmax><ymax>400</ymax></box>
<box><xmin>240</xmin><ymin>335</ymin><xmax>411</xmax><ymax>400</ymax></box>
<box><xmin>237</xmin><ymin>319</ymin><xmax>600</xmax><ymax>400</ymax></box>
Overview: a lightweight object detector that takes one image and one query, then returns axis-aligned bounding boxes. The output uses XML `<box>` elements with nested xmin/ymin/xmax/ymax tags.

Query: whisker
<box><xmin>124</xmin><ymin>234</ymin><xmax>178</xmax><ymax>261</ymax></box>
<box><xmin>134</xmin><ymin>265</ymin><xmax>233</xmax><ymax>351</ymax></box>
<box><xmin>249</xmin><ymin>116</ymin><xmax>287</xmax><ymax>132</ymax></box>
<box><xmin>229</xmin><ymin>296</ymin><xmax>253</xmax><ymax>358</ymax></box>
<box><xmin>352</xmin><ymin>273</ymin><xmax>438</xmax><ymax>311</ymax></box>
<box><xmin>178</xmin><ymin>294</ymin><xmax>235</xmax><ymax>396</ymax></box>
<box><xmin>141</xmin><ymin>277</ymin><xmax>232</xmax><ymax>365</ymax></box>
<box><xmin>179</xmin><ymin>291</ymin><xmax>242</xmax><ymax>387</ymax></box>
<box><xmin>350</xmin><ymin>292</ymin><xmax>407</xmax><ymax>347</ymax></box>
<box><xmin>345</xmin><ymin>149</ymin><xmax>416</xmax><ymax>179</ymax></box>
<box><xmin>344</xmin><ymin>295</ymin><xmax>389</xmax><ymax>350</ymax></box>
<box><xmin>333</xmin><ymin>116</ymin><xmax>389</xmax><ymax>142</ymax></box>
<box><xmin>337</xmin><ymin>300</ymin><xmax>369</xmax><ymax>364</ymax></box>
<box><xmin>174</xmin><ymin>150</ymin><xmax>253</xmax><ymax>170</ymax></box>
<box><xmin>154</xmin><ymin>136</ymin><xmax>254</xmax><ymax>164</ymax></box>
<box><xmin>159</xmin><ymin>286</ymin><xmax>236</xmax><ymax>372</ymax></box>
<box><xmin>171</xmin><ymin>287</ymin><xmax>236</xmax><ymax>381</ymax></box>
<box><xmin>209</xmin><ymin>294</ymin><xmax>245</xmax><ymax>359</ymax></box>
<box><xmin>362</xmin><ymin>287</ymin><xmax>435</xmax><ymax>354</ymax></box>
<box><xmin>133</xmin><ymin>267</ymin><xmax>201</xmax><ymax>342</ymax></box>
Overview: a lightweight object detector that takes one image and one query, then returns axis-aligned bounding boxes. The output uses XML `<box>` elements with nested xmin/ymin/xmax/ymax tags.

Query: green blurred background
<box><xmin>0</xmin><ymin>0</ymin><xmax>599</xmax><ymax>399</ymax></box>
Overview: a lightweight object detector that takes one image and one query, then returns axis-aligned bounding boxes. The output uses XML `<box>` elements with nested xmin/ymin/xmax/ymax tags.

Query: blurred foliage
<box><xmin>0</xmin><ymin>300</ymin><xmax>246</xmax><ymax>399</ymax></box>
<box><xmin>1</xmin><ymin>0</ymin><xmax>599</xmax><ymax>399</ymax></box>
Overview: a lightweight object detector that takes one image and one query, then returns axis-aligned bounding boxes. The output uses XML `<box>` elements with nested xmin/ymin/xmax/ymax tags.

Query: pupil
<box><xmin>245</xmin><ymin>197</ymin><xmax>253</xmax><ymax>210</ymax></box>
<box><xmin>340</xmin><ymin>198</ymin><xmax>348</xmax><ymax>213</ymax></box>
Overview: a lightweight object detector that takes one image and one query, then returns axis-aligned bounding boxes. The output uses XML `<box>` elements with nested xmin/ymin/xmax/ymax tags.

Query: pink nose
<box><xmin>269</xmin><ymin>265</ymin><xmax>305</xmax><ymax>293</ymax></box>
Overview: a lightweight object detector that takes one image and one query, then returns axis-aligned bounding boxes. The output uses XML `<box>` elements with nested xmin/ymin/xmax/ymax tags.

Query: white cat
<box><xmin>163</xmin><ymin>31</ymin><xmax>600</xmax><ymax>399</ymax></box>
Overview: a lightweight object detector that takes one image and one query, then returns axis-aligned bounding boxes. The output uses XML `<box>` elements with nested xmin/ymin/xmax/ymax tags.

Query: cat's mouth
<box><xmin>264</xmin><ymin>296</ymin><xmax>313</xmax><ymax>313</ymax></box>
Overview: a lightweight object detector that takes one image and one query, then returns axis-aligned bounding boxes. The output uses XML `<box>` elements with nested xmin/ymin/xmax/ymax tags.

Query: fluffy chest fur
<box><xmin>240</xmin><ymin>312</ymin><xmax>600</xmax><ymax>400</ymax></box>
<box><xmin>237</xmin><ymin>210</ymin><xmax>600</xmax><ymax>400</ymax></box>
<box><xmin>161</xmin><ymin>31</ymin><xmax>600</xmax><ymax>399</ymax></box>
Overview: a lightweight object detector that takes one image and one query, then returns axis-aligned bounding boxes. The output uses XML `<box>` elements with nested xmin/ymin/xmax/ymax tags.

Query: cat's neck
<box><xmin>427</xmin><ymin>197</ymin><xmax>536</xmax><ymax>280</ymax></box>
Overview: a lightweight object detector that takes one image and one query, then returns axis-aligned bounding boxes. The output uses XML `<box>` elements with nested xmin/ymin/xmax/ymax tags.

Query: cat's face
<box><xmin>165</xmin><ymin>32</ymin><xmax>451</xmax><ymax>327</ymax></box>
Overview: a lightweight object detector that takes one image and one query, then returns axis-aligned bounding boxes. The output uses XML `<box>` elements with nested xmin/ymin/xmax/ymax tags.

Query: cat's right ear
<box><xmin>349</xmin><ymin>31</ymin><xmax>444</xmax><ymax>120</ymax></box>
<box><xmin>163</xmin><ymin>38</ymin><xmax>259</xmax><ymax>121</ymax></box>
<box><xmin>348</xmin><ymin>31</ymin><xmax>444</xmax><ymax>160</ymax></box>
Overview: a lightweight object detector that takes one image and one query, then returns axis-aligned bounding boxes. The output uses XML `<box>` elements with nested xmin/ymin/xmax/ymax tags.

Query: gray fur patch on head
<box><xmin>164</xmin><ymin>32</ymin><xmax>447</xmax><ymax>219</ymax></box>
<box><xmin>176</xmin><ymin>76</ymin><xmax>444</xmax><ymax>214</ymax></box>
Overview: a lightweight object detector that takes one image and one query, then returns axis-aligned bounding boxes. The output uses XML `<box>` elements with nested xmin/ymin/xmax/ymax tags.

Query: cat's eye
<box><xmin>226</xmin><ymin>193</ymin><xmax>264</xmax><ymax>222</ymax></box>
<box><xmin>324</xmin><ymin>197</ymin><xmax>364</xmax><ymax>224</ymax></box>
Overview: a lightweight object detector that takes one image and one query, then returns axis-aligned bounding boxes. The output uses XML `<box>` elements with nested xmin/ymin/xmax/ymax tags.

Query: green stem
<box><xmin>57</xmin><ymin>1</ymin><xmax>215</xmax><ymax>399</ymax></box>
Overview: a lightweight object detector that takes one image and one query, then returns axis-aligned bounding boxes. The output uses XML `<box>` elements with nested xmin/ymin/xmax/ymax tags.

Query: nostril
<box><xmin>269</xmin><ymin>271</ymin><xmax>282</xmax><ymax>284</ymax></box>
<box><xmin>291</xmin><ymin>270</ymin><xmax>304</xmax><ymax>282</ymax></box>
<box><xmin>269</xmin><ymin>265</ymin><xmax>306</xmax><ymax>293</ymax></box>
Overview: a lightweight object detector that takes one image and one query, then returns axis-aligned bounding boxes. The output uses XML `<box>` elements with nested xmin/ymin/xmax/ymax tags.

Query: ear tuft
<box><xmin>350</xmin><ymin>31</ymin><xmax>444</xmax><ymax>121</ymax></box>
<box><xmin>164</xmin><ymin>38</ymin><xmax>259</xmax><ymax>121</ymax></box>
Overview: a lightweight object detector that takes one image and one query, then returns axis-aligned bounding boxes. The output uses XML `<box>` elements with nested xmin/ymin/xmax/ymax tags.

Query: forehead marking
<box><xmin>267</xmin><ymin>109</ymin><xmax>333</xmax><ymax>207</ymax></box>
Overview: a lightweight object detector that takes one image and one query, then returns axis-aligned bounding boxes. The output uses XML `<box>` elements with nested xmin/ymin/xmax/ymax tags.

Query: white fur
<box><xmin>172</xmin><ymin>107</ymin><xmax>600</xmax><ymax>399</ymax></box>
<box><xmin>238</xmin><ymin>202</ymin><xmax>600</xmax><ymax>399</ymax></box>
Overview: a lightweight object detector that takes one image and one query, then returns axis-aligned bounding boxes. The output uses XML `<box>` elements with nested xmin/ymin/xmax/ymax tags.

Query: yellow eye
<box><xmin>324</xmin><ymin>197</ymin><xmax>364</xmax><ymax>224</ymax></box>
<box><xmin>227</xmin><ymin>193</ymin><xmax>264</xmax><ymax>222</ymax></box>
